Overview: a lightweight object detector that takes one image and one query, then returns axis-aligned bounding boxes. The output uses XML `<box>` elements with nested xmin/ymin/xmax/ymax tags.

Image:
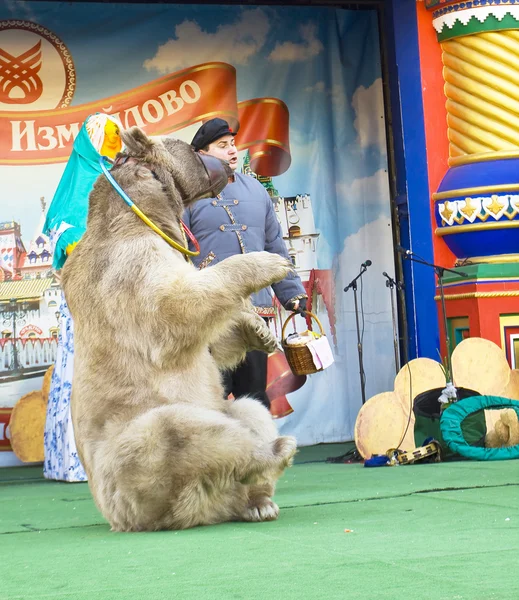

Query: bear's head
<box><xmin>120</xmin><ymin>127</ymin><xmax>232</xmax><ymax>210</ymax></box>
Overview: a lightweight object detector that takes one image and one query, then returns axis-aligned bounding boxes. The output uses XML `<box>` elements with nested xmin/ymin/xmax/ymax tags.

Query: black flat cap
<box><xmin>191</xmin><ymin>118</ymin><xmax>237</xmax><ymax>151</ymax></box>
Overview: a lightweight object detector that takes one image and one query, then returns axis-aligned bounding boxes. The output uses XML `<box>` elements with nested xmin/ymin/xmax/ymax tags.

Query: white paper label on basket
<box><xmin>306</xmin><ymin>336</ymin><xmax>334</xmax><ymax>370</ymax></box>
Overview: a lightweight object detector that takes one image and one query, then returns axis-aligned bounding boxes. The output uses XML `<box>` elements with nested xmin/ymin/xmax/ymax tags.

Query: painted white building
<box><xmin>273</xmin><ymin>194</ymin><xmax>320</xmax><ymax>282</ymax></box>
<box><xmin>0</xmin><ymin>278</ymin><xmax>60</xmax><ymax>376</ymax></box>
<box><xmin>0</xmin><ymin>203</ymin><xmax>59</xmax><ymax>466</ymax></box>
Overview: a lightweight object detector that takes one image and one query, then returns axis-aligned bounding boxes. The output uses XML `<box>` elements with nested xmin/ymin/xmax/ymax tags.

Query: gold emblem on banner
<box><xmin>0</xmin><ymin>20</ymin><xmax>75</xmax><ymax>110</ymax></box>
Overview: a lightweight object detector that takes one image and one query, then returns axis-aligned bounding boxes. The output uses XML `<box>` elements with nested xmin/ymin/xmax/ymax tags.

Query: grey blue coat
<box><xmin>183</xmin><ymin>172</ymin><xmax>307</xmax><ymax>316</ymax></box>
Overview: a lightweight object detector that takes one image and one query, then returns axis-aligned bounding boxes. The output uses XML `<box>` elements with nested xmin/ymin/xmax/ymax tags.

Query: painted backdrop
<box><xmin>0</xmin><ymin>1</ymin><xmax>395</xmax><ymax>463</ymax></box>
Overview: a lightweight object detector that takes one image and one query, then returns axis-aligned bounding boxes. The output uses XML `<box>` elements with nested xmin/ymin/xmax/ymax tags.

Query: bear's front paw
<box><xmin>257</xmin><ymin>328</ymin><xmax>279</xmax><ymax>354</ymax></box>
<box><xmin>241</xmin><ymin>312</ymin><xmax>279</xmax><ymax>353</ymax></box>
<box><xmin>247</xmin><ymin>252</ymin><xmax>294</xmax><ymax>290</ymax></box>
<box><xmin>242</xmin><ymin>497</ymin><xmax>279</xmax><ymax>522</ymax></box>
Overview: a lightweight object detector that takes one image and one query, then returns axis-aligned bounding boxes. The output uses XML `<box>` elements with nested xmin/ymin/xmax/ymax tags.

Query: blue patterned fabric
<box><xmin>43</xmin><ymin>295</ymin><xmax>87</xmax><ymax>482</ymax></box>
<box><xmin>183</xmin><ymin>172</ymin><xmax>306</xmax><ymax>309</ymax></box>
<box><xmin>43</xmin><ymin>113</ymin><xmax>117</xmax><ymax>270</ymax></box>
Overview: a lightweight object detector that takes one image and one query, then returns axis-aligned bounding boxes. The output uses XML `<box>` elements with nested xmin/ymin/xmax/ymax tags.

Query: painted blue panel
<box><xmin>387</xmin><ymin>0</ymin><xmax>440</xmax><ymax>360</ymax></box>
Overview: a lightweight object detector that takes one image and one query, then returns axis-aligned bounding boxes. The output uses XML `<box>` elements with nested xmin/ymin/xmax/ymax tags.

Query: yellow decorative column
<box><xmin>443</xmin><ymin>31</ymin><xmax>519</xmax><ymax>159</ymax></box>
<box><xmin>427</xmin><ymin>0</ymin><xmax>519</xmax><ymax>262</ymax></box>
<box><xmin>426</xmin><ymin>0</ymin><xmax>519</xmax><ymax>364</ymax></box>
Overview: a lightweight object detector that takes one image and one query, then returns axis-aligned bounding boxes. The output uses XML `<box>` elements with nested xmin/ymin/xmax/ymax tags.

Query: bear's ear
<box><xmin>121</xmin><ymin>127</ymin><xmax>156</xmax><ymax>158</ymax></box>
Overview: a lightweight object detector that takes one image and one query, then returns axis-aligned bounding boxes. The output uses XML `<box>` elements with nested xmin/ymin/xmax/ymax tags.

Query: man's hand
<box><xmin>285</xmin><ymin>297</ymin><xmax>307</xmax><ymax>314</ymax></box>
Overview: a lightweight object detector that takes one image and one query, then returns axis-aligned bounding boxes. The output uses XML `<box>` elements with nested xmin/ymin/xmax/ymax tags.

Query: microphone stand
<box><xmin>383</xmin><ymin>272</ymin><xmax>403</xmax><ymax>376</ymax></box>
<box><xmin>343</xmin><ymin>264</ymin><xmax>370</xmax><ymax>407</ymax></box>
<box><xmin>326</xmin><ymin>261</ymin><xmax>372</xmax><ymax>465</ymax></box>
<box><xmin>401</xmin><ymin>252</ymin><xmax>468</xmax><ymax>385</ymax></box>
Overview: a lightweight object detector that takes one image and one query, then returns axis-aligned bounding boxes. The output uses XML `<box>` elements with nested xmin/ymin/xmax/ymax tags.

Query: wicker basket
<box><xmin>281</xmin><ymin>311</ymin><xmax>326</xmax><ymax>376</ymax></box>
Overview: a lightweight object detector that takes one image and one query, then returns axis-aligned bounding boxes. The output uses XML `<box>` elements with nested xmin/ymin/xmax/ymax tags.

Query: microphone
<box><xmin>382</xmin><ymin>271</ymin><xmax>404</xmax><ymax>289</ymax></box>
<box><xmin>396</xmin><ymin>245</ymin><xmax>412</xmax><ymax>256</ymax></box>
<box><xmin>343</xmin><ymin>260</ymin><xmax>372</xmax><ymax>292</ymax></box>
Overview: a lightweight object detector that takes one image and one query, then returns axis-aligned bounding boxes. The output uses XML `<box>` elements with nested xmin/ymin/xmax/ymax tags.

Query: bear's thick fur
<box><xmin>61</xmin><ymin>128</ymin><xmax>297</xmax><ymax>531</ymax></box>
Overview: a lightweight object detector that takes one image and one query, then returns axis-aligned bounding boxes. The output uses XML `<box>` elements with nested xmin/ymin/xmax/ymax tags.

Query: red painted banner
<box><xmin>19</xmin><ymin>324</ymin><xmax>43</xmax><ymax>337</ymax></box>
<box><xmin>0</xmin><ymin>61</ymin><xmax>291</xmax><ymax>176</ymax></box>
<box><xmin>0</xmin><ymin>408</ymin><xmax>12</xmax><ymax>452</ymax></box>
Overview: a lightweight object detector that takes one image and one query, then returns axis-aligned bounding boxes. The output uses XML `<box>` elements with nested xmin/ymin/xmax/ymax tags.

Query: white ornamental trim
<box><xmin>458</xmin><ymin>197</ymin><xmax>483</xmax><ymax>224</ymax></box>
<box><xmin>433</xmin><ymin>6</ymin><xmax>519</xmax><ymax>33</ymax></box>
<box><xmin>482</xmin><ymin>195</ymin><xmax>508</xmax><ymax>221</ymax></box>
<box><xmin>437</xmin><ymin>194</ymin><xmax>519</xmax><ymax>225</ymax></box>
<box><xmin>439</xmin><ymin>201</ymin><xmax>456</xmax><ymax>226</ymax></box>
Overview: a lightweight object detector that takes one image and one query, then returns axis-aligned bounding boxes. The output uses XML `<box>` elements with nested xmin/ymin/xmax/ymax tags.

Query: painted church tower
<box><xmin>19</xmin><ymin>198</ymin><xmax>53</xmax><ymax>280</ymax></box>
<box><xmin>0</xmin><ymin>221</ymin><xmax>26</xmax><ymax>281</ymax></box>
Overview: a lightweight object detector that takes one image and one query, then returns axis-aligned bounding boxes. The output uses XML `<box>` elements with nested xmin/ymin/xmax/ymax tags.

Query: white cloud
<box><xmin>336</xmin><ymin>169</ymin><xmax>390</xmax><ymax>209</ymax></box>
<box><xmin>288</xmin><ymin>134</ymin><xmax>318</xmax><ymax>162</ymax></box>
<box><xmin>351</xmin><ymin>78</ymin><xmax>386</xmax><ymax>154</ymax></box>
<box><xmin>144</xmin><ymin>9</ymin><xmax>270</xmax><ymax>73</ymax></box>
<box><xmin>304</xmin><ymin>81</ymin><xmax>348</xmax><ymax>116</ymax></box>
<box><xmin>304</xmin><ymin>80</ymin><xmax>325</xmax><ymax>93</ymax></box>
<box><xmin>268</xmin><ymin>23</ymin><xmax>323</xmax><ymax>63</ymax></box>
<box><xmin>304</xmin><ymin>80</ymin><xmax>386</xmax><ymax>148</ymax></box>
<box><xmin>337</xmin><ymin>215</ymin><xmax>394</xmax><ymax>297</ymax></box>
<box><xmin>277</xmin><ymin>216</ymin><xmax>396</xmax><ymax>444</ymax></box>
<box><xmin>5</xmin><ymin>0</ymin><xmax>35</xmax><ymax>20</ymax></box>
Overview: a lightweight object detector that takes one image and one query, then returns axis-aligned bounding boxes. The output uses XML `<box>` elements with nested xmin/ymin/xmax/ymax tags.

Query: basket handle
<box><xmin>281</xmin><ymin>311</ymin><xmax>324</xmax><ymax>341</ymax></box>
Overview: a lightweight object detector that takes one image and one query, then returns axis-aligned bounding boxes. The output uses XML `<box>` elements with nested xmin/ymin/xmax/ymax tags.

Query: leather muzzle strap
<box><xmin>197</xmin><ymin>152</ymin><xmax>232</xmax><ymax>197</ymax></box>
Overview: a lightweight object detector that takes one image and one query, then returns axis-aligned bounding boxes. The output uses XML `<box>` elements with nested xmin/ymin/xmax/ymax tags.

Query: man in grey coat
<box><xmin>184</xmin><ymin>118</ymin><xmax>307</xmax><ymax>408</ymax></box>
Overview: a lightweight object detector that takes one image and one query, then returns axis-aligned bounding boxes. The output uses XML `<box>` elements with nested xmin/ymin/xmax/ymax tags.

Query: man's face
<box><xmin>200</xmin><ymin>134</ymin><xmax>238</xmax><ymax>171</ymax></box>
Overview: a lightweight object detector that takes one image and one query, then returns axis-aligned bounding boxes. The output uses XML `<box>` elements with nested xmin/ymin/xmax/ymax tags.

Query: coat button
<box><xmin>219</xmin><ymin>225</ymin><xmax>225</xmax><ymax>231</ymax></box>
<box><xmin>234</xmin><ymin>199</ymin><xmax>239</xmax><ymax>205</ymax></box>
<box><xmin>241</xmin><ymin>225</ymin><xmax>247</xmax><ymax>231</ymax></box>
<box><xmin>212</xmin><ymin>200</ymin><xmax>217</xmax><ymax>206</ymax></box>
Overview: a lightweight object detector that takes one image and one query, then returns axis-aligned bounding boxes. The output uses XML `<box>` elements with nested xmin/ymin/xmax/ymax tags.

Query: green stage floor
<box><xmin>1</xmin><ymin>443</ymin><xmax>519</xmax><ymax>600</ymax></box>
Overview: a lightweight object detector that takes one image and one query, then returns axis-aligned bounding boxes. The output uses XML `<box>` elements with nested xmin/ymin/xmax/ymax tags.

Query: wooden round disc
<box><xmin>42</xmin><ymin>365</ymin><xmax>54</xmax><ymax>404</ymax></box>
<box><xmin>354</xmin><ymin>391</ymin><xmax>415</xmax><ymax>460</ymax></box>
<box><xmin>394</xmin><ymin>358</ymin><xmax>446</xmax><ymax>411</ymax></box>
<box><xmin>498</xmin><ymin>368</ymin><xmax>519</xmax><ymax>401</ymax></box>
<box><xmin>9</xmin><ymin>391</ymin><xmax>46</xmax><ymax>463</ymax></box>
<box><xmin>451</xmin><ymin>337</ymin><xmax>510</xmax><ymax>396</ymax></box>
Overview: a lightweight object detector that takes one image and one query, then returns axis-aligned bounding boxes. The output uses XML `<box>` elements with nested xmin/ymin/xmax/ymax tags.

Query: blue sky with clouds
<box><xmin>1</xmin><ymin>3</ymin><xmax>389</xmax><ymax>263</ymax></box>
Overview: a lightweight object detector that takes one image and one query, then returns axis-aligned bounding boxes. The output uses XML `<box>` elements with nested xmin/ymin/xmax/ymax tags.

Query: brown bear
<box><xmin>61</xmin><ymin>127</ymin><xmax>297</xmax><ymax>531</ymax></box>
